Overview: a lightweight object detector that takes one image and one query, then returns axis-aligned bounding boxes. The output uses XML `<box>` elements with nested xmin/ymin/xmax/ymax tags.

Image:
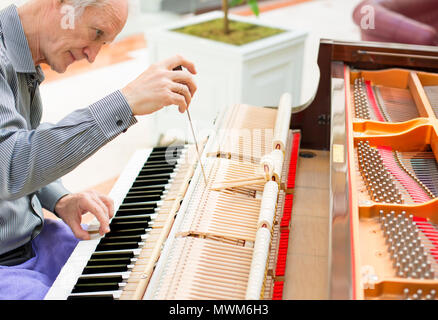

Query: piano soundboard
<box><xmin>45</xmin><ymin>93</ymin><xmax>301</xmax><ymax>300</ymax></box>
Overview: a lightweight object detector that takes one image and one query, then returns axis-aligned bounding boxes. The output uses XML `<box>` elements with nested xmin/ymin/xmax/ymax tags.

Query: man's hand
<box><xmin>120</xmin><ymin>54</ymin><xmax>197</xmax><ymax>115</ymax></box>
<box><xmin>54</xmin><ymin>190</ymin><xmax>114</xmax><ymax>240</ymax></box>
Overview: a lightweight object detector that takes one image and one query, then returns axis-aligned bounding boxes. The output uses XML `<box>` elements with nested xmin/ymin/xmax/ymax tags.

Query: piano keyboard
<box><xmin>45</xmin><ymin>144</ymin><xmax>197</xmax><ymax>300</ymax></box>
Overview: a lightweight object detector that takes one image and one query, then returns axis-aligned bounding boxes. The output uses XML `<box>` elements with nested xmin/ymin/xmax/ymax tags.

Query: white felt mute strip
<box><xmin>273</xmin><ymin>93</ymin><xmax>292</xmax><ymax>153</ymax></box>
<box><xmin>245</xmin><ymin>227</ymin><xmax>271</xmax><ymax>300</ymax></box>
<box><xmin>258</xmin><ymin>181</ymin><xmax>278</xmax><ymax>229</ymax></box>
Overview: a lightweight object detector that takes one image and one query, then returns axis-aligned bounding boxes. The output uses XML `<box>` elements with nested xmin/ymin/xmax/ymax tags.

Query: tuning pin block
<box><xmin>357</xmin><ymin>141</ymin><xmax>403</xmax><ymax>204</ymax></box>
<box><xmin>379</xmin><ymin>210</ymin><xmax>436</xmax><ymax>281</ymax></box>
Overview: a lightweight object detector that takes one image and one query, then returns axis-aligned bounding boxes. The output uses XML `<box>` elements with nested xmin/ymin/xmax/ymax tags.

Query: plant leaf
<box><xmin>230</xmin><ymin>0</ymin><xmax>243</xmax><ymax>7</ymax></box>
<box><xmin>248</xmin><ymin>0</ymin><xmax>260</xmax><ymax>16</ymax></box>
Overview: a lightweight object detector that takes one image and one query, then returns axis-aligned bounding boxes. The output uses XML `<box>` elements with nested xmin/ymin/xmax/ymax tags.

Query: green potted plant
<box><xmin>146</xmin><ymin>0</ymin><xmax>308</xmax><ymax>141</ymax></box>
<box><xmin>173</xmin><ymin>0</ymin><xmax>287</xmax><ymax>46</ymax></box>
<box><xmin>223</xmin><ymin>0</ymin><xmax>260</xmax><ymax>35</ymax></box>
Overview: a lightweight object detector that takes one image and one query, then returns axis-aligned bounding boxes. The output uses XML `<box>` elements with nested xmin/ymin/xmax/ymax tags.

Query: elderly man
<box><xmin>0</xmin><ymin>0</ymin><xmax>197</xmax><ymax>299</ymax></box>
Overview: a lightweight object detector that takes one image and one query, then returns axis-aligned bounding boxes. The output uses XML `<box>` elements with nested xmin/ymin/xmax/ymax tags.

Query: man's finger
<box><xmin>162</xmin><ymin>55</ymin><xmax>197</xmax><ymax>75</ymax></box>
<box><xmin>90</xmin><ymin>193</ymin><xmax>111</xmax><ymax>220</ymax></box>
<box><xmin>81</xmin><ymin>196</ymin><xmax>110</xmax><ymax>235</ymax></box>
<box><xmin>69</xmin><ymin>221</ymin><xmax>90</xmax><ymax>240</ymax></box>
<box><xmin>169</xmin><ymin>70</ymin><xmax>197</xmax><ymax>96</ymax></box>
<box><xmin>169</xmin><ymin>91</ymin><xmax>188</xmax><ymax>113</ymax></box>
<box><xmin>89</xmin><ymin>190</ymin><xmax>114</xmax><ymax>219</ymax></box>
<box><xmin>99</xmin><ymin>195</ymin><xmax>115</xmax><ymax>219</ymax></box>
<box><xmin>171</xmin><ymin>82</ymin><xmax>191</xmax><ymax>107</ymax></box>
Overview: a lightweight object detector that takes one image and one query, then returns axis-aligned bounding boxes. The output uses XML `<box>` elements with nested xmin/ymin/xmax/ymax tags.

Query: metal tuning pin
<box><xmin>173</xmin><ymin>65</ymin><xmax>208</xmax><ymax>185</ymax></box>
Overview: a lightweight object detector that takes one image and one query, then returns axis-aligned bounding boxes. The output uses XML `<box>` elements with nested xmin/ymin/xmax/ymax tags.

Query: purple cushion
<box><xmin>0</xmin><ymin>219</ymin><xmax>79</xmax><ymax>300</ymax></box>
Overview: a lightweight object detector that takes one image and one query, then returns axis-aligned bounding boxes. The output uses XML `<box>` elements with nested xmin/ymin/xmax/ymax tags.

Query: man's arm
<box><xmin>35</xmin><ymin>179</ymin><xmax>70</xmax><ymax>214</ymax></box>
<box><xmin>0</xmin><ymin>54</ymin><xmax>197</xmax><ymax>203</ymax></box>
<box><xmin>0</xmin><ymin>74</ymin><xmax>137</xmax><ymax>201</ymax></box>
<box><xmin>0</xmin><ymin>54</ymin><xmax>196</xmax><ymax>239</ymax></box>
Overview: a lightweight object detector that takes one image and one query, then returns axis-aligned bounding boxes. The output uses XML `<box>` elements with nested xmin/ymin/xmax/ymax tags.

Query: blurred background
<box><xmin>3</xmin><ymin>0</ymin><xmax>432</xmax><ymax>195</ymax></box>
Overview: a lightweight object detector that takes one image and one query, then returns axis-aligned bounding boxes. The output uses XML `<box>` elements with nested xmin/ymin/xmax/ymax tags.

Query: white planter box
<box><xmin>139</xmin><ymin>0</ymin><xmax>162</xmax><ymax>12</ymax></box>
<box><xmin>146</xmin><ymin>11</ymin><xmax>308</xmax><ymax>142</ymax></box>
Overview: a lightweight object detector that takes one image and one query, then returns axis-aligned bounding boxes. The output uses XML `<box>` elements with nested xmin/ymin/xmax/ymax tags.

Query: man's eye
<box><xmin>95</xmin><ymin>29</ymin><xmax>103</xmax><ymax>40</ymax></box>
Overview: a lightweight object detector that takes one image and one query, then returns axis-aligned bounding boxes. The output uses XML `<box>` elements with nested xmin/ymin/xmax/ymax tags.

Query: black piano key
<box><xmin>134</xmin><ymin>172</ymin><xmax>171</xmax><ymax>178</ymax></box>
<box><xmin>105</xmin><ymin>228</ymin><xmax>148</xmax><ymax>237</ymax></box>
<box><xmin>109</xmin><ymin>221</ymin><xmax>149</xmax><ymax>231</ymax></box>
<box><xmin>131</xmin><ymin>178</ymin><xmax>170</xmax><ymax>187</ymax></box>
<box><xmin>141</xmin><ymin>160</ymin><xmax>177</xmax><ymax>167</ymax></box>
<box><xmin>115</xmin><ymin>208</ymin><xmax>156</xmax><ymax>217</ymax></box>
<box><xmin>119</xmin><ymin>200</ymin><xmax>158</xmax><ymax>207</ymax></box>
<box><xmin>150</xmin><ymin>147</ymin><xmax>183</xmax><ymax>153</ymax></box>
<box><xmin>132</xmin><ymin>176</ymin><xmax>170</xmax><ymax>184</ymax></box>
<box><xmin>122</xmin><ymin>194</ymin><xmax>163</xmax><ymax>204</ymax></box>
<box><xmin>110</xmin><ymin>214</ymin><xmax>152</xmax><ymax>222</ymax></box>
<box><xmin>118</xmin><ymin>202</ymin><xmax>158</xmax><ymax>210</ymax></box>
<box><xmin>144</xmin><ymin>157</ymin><xmax>178</xmax><ymax>163</ymax></box>
<box><xmin>141</xmin><ymin>163</ymin><xmax>176</xmax><ymax>170</ymax></box>
<box><xmin>101</xmin><ymin>234</ymin><xmax>142</xmax><ymax>243</ymax></box>
<box><xmin>152</xmin><ymin>145</ymin><xmax>184</xmax><ymax>152</ymax></box>
<box><xmin>147</xmin><ymin>152</ymin><xmax>181</xmax><ymax>161</ymax></box>
<box><xmin>95</xmin><ymin>241</ymin><xmax>140</xmax><ymax>252</ymax></box>
<box><xmin>137</xmin><ymin>169</ymin><xmax>172</xmax><ymax>176</ymax></box>
<box><xmin>127</xmin><ymin>184</ymin><xmax>167</xmax><ymax>192</ymax></box>
<box><xmin>111</xmin><ymin>215</ymin><xmax>152</xmax><ymax>223</ymax></box>
<box><xmin>89</xmin><ymin>251</ymin><xmax>134</xmax><ymax>260</ymax></box>
<box><xmin>82</xmin><ymin>264</ymin><xmax>129</xmax><ymax>274</ymax></box>
<box><xmin>126</xmin><ymin>187</ymin><xmax>165</xmax><ymax>196</ymax></box>
<box><xmin>135</xmin><ymin>173</ymin><xmax>171</xmax><ymax>180</ymax></box>
<box><xmin>67</xmin><ymin>294</ymin><xmax>114</xmax><ymax>300</ymax></box>
<box><xmin>72</xmin><ymin>282</ymin><xmax>121</xmax><ymax>293</ymax></box>
<box><xmin>148</xmin><ymin>148</ymin><xmax>181</xmax><ymax>155</ymax></box>
<box><xmin>76</xmin><ymin>275</ymin><xmax>123</xmax><ymax>284</ymax></box>
<box><xmin>87</xmin><ymin>257</ymin><xmax>133</xmax><ymax>266</ymax></box>
<box><xmin>139</xmin><ymin>167</ymin><xmax>175</xmax><ymax>175</ymax></box>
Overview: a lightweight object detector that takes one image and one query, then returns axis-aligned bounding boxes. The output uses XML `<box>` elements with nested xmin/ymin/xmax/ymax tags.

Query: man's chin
<box><xmin>49</xmin><ymin>62</ymin><xmax>70</xmax><ymax>74</ymax></box>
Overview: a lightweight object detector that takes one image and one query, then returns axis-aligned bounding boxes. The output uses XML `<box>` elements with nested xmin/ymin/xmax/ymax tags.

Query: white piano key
<box><xmin>45</xmin><ymin>239</ymin><xmax>100</xmax><ymax>300</ymax></box>
<box><xmin>76</xmin><ymin>272</ymin><xmax>131</xmax><ymax>280</ymax></box>
<box><xmin>67</xmin><ymin>290</ymin><xmax>122</xmax><ymax>300</ymax></box>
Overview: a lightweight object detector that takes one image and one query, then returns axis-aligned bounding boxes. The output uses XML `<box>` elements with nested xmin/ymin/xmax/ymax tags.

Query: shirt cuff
<box><xmin>35</xmin><ymin>179</ymin><xmax>71</xmax><ymax>214</ymax></box>
<box><xmin>88</xmin><ymin>90</ymin><xmax>138</xmax><ymax>141</ymax></box>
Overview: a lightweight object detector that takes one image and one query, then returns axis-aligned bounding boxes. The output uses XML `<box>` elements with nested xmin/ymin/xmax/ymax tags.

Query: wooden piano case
<box><xmin>292</xmin><ymin>39</ymin><xmax>438</xmax><ymax>300</ymax></box>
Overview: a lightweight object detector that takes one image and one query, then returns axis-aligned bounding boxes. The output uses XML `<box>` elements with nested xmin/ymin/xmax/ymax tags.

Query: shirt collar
<box><xmin>0</xmin><ymin>4</ymin><xmax>37</xmax><ymax>74</ymax></box>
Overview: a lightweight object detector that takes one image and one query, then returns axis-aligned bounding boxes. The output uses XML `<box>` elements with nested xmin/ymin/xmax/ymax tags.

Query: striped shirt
<box><xmin>0</xmin><ymin>5</ymin><xmax>137</xmax><ymax>256</ymax></box>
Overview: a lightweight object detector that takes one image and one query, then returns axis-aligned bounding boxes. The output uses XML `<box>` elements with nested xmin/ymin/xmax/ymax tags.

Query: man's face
<box><xmin>42</xmin><ymin>0</ymin><xmax>128</xmax><ymax>73</ymax></box>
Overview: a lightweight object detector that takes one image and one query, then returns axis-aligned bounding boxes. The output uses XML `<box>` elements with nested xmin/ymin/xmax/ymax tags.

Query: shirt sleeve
<box><xmin>0</xmin><ymin>72</ymin><xmax>138</xmax><ymax>201</ymax></box>
<box><xmin>35</xmin><ymin>179</ymin><xmax>70</xmax><ymax>214</ymax></box>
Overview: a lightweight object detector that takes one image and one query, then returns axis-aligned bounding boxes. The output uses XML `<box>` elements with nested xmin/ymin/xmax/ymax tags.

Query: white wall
<box><xmin>0</xmin><ymin>0</ymin><xmax>25</xmax><ymax>9</ymax></box>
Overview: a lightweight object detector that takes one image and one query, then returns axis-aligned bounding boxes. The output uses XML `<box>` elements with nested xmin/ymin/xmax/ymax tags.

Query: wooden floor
<box><xmin>283</xmin><ymin>149</ymin><xmax>330</xmax><ymax>300</ymax></box>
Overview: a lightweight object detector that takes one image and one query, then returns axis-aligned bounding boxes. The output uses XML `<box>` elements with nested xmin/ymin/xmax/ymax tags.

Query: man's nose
<box><xmin>83</xmin><ymin>43</ymin><xmax>102</xmax><ymax>63</ymax></box>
